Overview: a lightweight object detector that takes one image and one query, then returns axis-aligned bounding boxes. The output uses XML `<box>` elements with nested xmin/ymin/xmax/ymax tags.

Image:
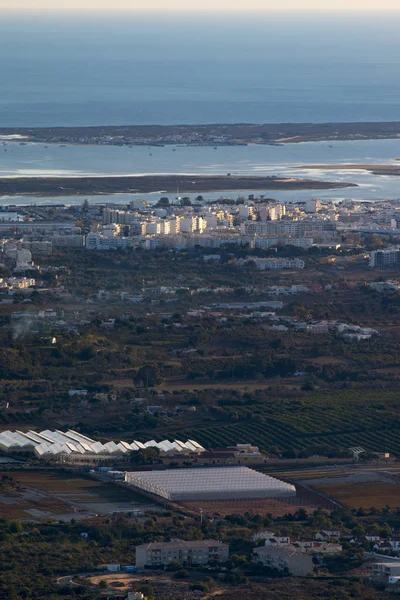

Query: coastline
<box><xmin>297</xmin><ymin>164</ymin><xmax>400</xmax><ymax>176</ymax></box>
<box><xmin>0</xmin><ymin>174</ymin><xmax>356</xmax><ymax>197</ymax></box>
<box><xmin>2</xmin><ymin>122</ymin><xmax>400</xmax><ymax>148</ymax></box>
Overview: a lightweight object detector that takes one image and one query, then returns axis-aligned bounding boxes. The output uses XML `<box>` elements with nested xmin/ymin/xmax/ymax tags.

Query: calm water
<box><xmin>1</xmin><ymin>12</ymin><xmax>400</xmax><ymax>127</ymax></box>
<box><xmin>2</xmin><ymin>138</ymin><xmax>400</xmax><ymax>204</ymax></box>
<box><xmin>2</xmin><ymin>12</ymin><xmax>400</xmax><ymax>205</ymax></box>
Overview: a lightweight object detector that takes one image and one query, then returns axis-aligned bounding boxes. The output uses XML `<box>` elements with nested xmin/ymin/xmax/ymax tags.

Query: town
<box><xmin>2</xmin><ymin>192</ymin><xmax>400</xmax><ymax>600</ymax></box>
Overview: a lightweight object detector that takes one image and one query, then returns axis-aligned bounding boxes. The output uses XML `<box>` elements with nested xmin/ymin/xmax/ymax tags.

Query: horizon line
<box><xmin>2</xmin><ymin>7</ymin><xmax>400</xmax><ymax>12</ymax></box>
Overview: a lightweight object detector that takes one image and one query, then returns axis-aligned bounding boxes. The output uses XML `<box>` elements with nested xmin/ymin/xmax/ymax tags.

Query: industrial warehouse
<box><xmin>124</xmin><ymin>466</ymin><xmax>296</xmax><ymax>501</ymax></box>
<box><xmin>0</xmin><ymin>429</ymin><xmax>205</xmax><ymax>460</ymax></box>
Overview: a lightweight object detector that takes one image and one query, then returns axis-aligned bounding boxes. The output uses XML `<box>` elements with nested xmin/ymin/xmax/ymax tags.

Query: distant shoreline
<box><xmin>0</xmin><ymin>174</ymin><xmax>356</xmax><ymax>197</ymax></box>
<box><xmin>1</xmin><ymin>122</ymin><xmax>400</xmax><ymax>147</ymax></box>
<box><xmin>298</xmin><ymin>163</ymin><xmax>400</xmax><ymax>176</ymax></box>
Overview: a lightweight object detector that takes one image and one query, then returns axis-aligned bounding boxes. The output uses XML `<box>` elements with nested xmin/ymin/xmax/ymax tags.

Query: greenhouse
<box><xmin>125</xmin><ymin>466</ymin><xmax>296</xmax><ymax>501</ymax></box>
<box><xmin>0</xmin><ymin>429</ymin><xmax>205</xmax><ymax>459</ymax></box>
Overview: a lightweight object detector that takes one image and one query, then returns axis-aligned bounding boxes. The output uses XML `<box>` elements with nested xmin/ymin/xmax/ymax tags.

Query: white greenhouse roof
<box><xmin>0</xmin><ymin>429</ymin><xmax>206</xmax><ymax>459</ymax></box>
<box><xmin>125</xmin><ymin>467</ymin><xmax>296</xmax><ymax>501</ymax></box>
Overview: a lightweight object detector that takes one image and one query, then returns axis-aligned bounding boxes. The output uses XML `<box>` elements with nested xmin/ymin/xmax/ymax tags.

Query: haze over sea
<box><xmin>2</xmin><ymin>11</ymin><xmax>400</xmax><ymax>127</ymax></box>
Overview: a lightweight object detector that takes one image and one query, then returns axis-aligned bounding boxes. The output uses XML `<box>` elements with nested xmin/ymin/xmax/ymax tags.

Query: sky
<box><xmin>1</xmin><ymin>0</ymin><xmax>400</xmax><ymax>10</ymax></box>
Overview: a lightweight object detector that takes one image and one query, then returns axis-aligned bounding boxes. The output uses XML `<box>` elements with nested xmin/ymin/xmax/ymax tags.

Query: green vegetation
<box><xmin>0</xmin><ymin>501</ymin><xmax>398</xmax><ymax>599</ymax></box>
<box><xmin>176</xmin><ymin>390</ymin><xmax>400</xmax><ymax>455</ymax></box>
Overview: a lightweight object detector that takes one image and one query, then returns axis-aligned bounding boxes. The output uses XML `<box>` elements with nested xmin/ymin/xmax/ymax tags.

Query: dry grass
<box><xmin>315</xmin><ymin>481</ymin><xmax>400</xmax><ymax>509</ymax></box>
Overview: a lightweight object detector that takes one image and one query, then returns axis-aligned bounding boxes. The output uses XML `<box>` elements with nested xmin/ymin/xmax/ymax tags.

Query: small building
<box><xmin>106</xmin><ymin>563</ymin><xmax>121</xmax><ymax>572</ymax></box>
<box><xmin>315</xmin><ymin>530</ymin><xmax>341</xmax><ymax>541</ymax></box>
<box><xmin>252</xmin><ymin>530</ymin><xmax>276</xmax><ymax>542</ymax></box>
<box><xmin>372</xmin><ymin>562</ymin><xmax>400</xmax><ymax>582</ymax></box>
<box><xmin>68</xmin><ymin>389</ymin><xmax>88</xmax><ymax>397</ymax></box>
<box><xmin>253</xmin><ymin>545</ymin><xmax>313</xmax><ymax>576</ymax></box>
<box><xmin>135</xmin><ymin>540</ymin><xmax>229</xmax><ymax>571</ymax></box>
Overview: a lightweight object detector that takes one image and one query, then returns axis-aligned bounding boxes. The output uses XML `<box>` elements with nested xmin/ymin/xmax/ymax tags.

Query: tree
<box><xmin>139</xmin><ymin>584</ymin><xmax>154</xmax><ymax>598</ymax></box>
<box><xmin>135</xmin><ymin>364</ymin><xmax>163</xmax><ymax>387</ymax></box>
<box><xmin>174</xmin><ymin>569</ymin><xmax>189</xmax><ymax>578</ymax></box>
<box><xmin>9</xmin><ymin>520</ymin><xmax>23</xmax><ymax>534</ymax></box>
<box><xmin>156</xmin><ymin>197</ymin><xmax>170</xmax><ymax>207</ymax></box>
<box><xmin>130</xmin><ymin>447</ymin><xmax>161</xmax><ymax>465</ymax></box>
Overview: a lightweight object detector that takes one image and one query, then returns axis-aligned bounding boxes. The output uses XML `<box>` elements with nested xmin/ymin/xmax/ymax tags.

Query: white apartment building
<box><xmin>252</xmin><ymin>258</ymin><xmax>305</xmax><ymax>270</ymax></box>
<box><xmin>259</xmin><ymin>204</ymin><xmax>286</xmax><ymax>222</ymax></box>
<box><xmin>369</xmin><ymin>248</ymin><xmax>400</xmax><ymax>267</ymax></box>
<box><xmin>129</xmin><ymin>199</ymin><xmax>148</xmax><ymax>210</ymax></box>
<box><xmin>8</xmin><ymin>277</ymin><xmax>36</xmax><ymax>289</ymax></box>
<box><xmin>306</xmin><ymin>199</ymin><xmax>322</xmax><ymax>213</ymax></box>
<box><xmin>253</xmin><ymin>545</ymin><xmax>313</xmax><ymax>576</ymax></box>
<box><xmin>169</xmin><ymin>218</ymin><xmax>181</xmax><ymax>234</ymax></box>
<box><xmin>146</xmin><ymin>222</ymin><xmax>163</xmax><ymax>235</ymax></box>
<box><xmin>180</xmin><ymin>216</ymin><xmax>207</xmax><ymax>233</ymax></box>
<box><xmin>160</xmin><ymin>220</ymin><xmax>171</xmax><ymax>235</ymax></box>
<box><xmin>203</xmin><ymin>214</ymin><xmax>218</xmax><ymax>229</ymax></box>
<box><xmin>15</xmin><ymin>249</ymin><xmax>33</xmax><ymax>270</ymax></box>
<box><xmin>50</xmin><ymin>235</ymin><xmax>85</xmax><ymax>248</ymax></box>
<box><xmin>372</xmin><ymin>562</ymin><xmax>400</xmax><ymax>582</ymax></box>
<box><xmin>22</xmin><ymin>241</ymin><xmax>53</xmax><ymax>255</ymax></box>
<box><xmin>85</xmin><ymin>233</ymin><xmax>132</xmax><ymax>250</ymax></box>
<box><xmin>135</xmin><ymin>540</ymin><xmax>229</xmax><ymax>571</ymax></box>
<box><xmin>242</xmin><ymin>220</ymin><xmax>334</xmax><ymax>237</ymax></box>
<box><xmin>103</xmin><ymin>209</ymin><xmax>139</xmax><ymax>225</ymax></box>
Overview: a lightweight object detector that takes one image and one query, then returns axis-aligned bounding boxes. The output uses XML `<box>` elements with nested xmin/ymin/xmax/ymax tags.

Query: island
<box><xmin>0</xmin><ymin>174</ymin><xmax>356</xmax><ymax>196</ymax></box>
<box><xmin>2</xmin><ymin>121</ymin><xmax>400</xmax><ymax>147</ymax></box>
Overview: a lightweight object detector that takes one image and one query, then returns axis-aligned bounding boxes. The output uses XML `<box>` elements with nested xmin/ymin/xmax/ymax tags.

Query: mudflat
<box><xmin>0</xmin><ymin>174</ymin><xmax>357</xmax><ymax>197</ymax></box>
<box><xmin>297</xmin><ymin>163</ymin><xmax>400</xmax><ymax>176</ymax></box>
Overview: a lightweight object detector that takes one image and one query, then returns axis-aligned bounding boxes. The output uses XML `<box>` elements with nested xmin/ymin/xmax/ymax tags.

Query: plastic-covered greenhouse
<box><xmin>0</xmin><ymin>429</ymin><xmax>204</xmax><ymax>459</ymax></box>
<box><xmin>125</xmin><ymin>467</ymin><xmax>296</xmax><ymax>501</ymax></box>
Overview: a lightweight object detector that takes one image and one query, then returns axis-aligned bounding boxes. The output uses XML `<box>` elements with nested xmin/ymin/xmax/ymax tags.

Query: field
<box><xmin>0</xmin><ymin>470</ymin><xmax>154</xmax><ymax>520</ymax></box>
<box><xmin>272</xmin><ymin>465</ymin><xmax>400</xmax><ymax>510</ymax></box>
<box><xmin>177</xmin><ymin>390</ymin><xmax>400</xmax><ymax>456</ymax></box>
<box><xmin>315</xmin><ymin>481</ymin><xmax>400</xmax><ymax>510</ymax></box>
<box><xmin>180</xmin><ymin>490</ymin><xmax>335</xmax><ymax>517</ymax></box>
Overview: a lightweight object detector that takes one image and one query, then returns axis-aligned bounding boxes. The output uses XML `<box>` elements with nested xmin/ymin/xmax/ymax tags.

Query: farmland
<box><xmin>315</xmin><ymin>481</ymin><xmax>400</xmax><ymax>509</ymax></box>
<box><xmin>176</xmin><ymin>389</ymin><xmax>400</xmax><ymax>456</ymax></box>
<box><xmin>0</xmin><ymin>470</ymin><xmax>153</xmax><ymax>520</ymax></box>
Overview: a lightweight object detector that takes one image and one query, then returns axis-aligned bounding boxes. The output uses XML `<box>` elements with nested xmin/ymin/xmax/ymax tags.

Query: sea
<box><xmin>2</xmin><ymin>11</ymin><xmax>400</xmax><ymax>127</ymax></box>
<box><xmin>2</xmin><ymin>11</ymin><xmax>400</xmax><ymax>205</ymax></box>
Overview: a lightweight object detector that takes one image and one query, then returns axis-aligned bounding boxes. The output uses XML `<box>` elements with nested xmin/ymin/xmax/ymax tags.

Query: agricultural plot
<box><xmin>0</xmin><ymin>470</ymin><xmax>153</xmax><ymax>519</ymax></box>
<box><xmin>315</xmin><ymin>481</ymin><xmax>400</xmax><ymax>509</ymax></box>
<box><xmin>179</xmin><ymin>390</ymin><xmax>400</xmax><ymax>456</ymax></box>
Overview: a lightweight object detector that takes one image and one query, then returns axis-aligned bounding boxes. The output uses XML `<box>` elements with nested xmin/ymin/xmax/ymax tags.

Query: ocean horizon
<box><xmin>1</xmin><ymin>11</ymin><xmax>400</xmax><ymax>127</ymax></box>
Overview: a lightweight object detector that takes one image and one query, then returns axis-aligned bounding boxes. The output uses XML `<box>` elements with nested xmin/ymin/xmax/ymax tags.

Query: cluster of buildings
<box><xmin>252</xmin><ymin>529</ymin><xmax>343</xmax><ymax>576</ymax></box>
<box><xmin>3</xmin><ymin>196</ymin><xmax>400</xmax><ymax>261</ymax></box>
<box><xmin>0</xmin><ymin>197</ymin><xmax>339</xmax><ymax>256</ymax></box>
<box><xmin>132</xmin><ymin>530</ymin><xmax>400</xmax><ymax>583</ymax></box>
<box><xmin>96</xmin><ymin>198</ymin><xmax>339</xmax><ymax>253</ymax></box>
<box><xmin>134</xmin><ymin>527</ymin><xmax>345</xmax><ymax>574</ymax></box>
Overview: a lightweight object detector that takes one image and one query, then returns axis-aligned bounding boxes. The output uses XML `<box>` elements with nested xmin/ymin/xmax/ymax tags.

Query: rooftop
<box><xmin>137</xmin><ymin>539</ymin><xmax>227</xmax><ymax>551</ymax></box>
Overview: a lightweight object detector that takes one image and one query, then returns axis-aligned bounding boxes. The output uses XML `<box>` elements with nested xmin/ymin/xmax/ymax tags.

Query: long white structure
<box><xmin>125</xmin><ymin>467</ymin><xmax>296</xmax><ymax>501</ymax></box>
<box><xmin>0</xmin><ymin>429</ymin><xmax>205</xmax><ymax>460</ymax></box>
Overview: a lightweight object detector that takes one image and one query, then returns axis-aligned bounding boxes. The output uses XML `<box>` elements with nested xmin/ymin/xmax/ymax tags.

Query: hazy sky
<box><xmin>2</xmin><ymin>0</ymin><xmax>400</xmax><ymax>10</ymax></box>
